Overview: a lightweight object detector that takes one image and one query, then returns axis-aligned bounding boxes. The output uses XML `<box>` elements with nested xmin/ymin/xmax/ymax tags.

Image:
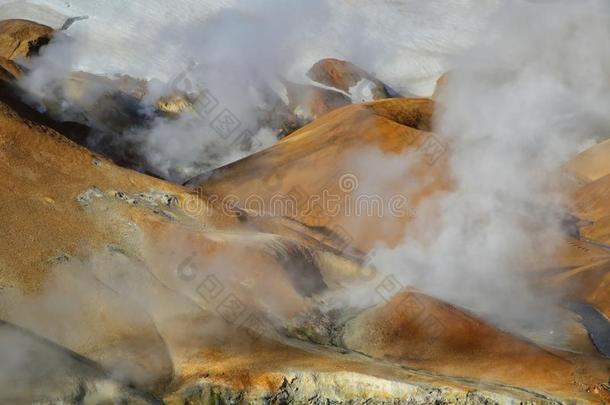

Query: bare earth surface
<box><xmin>0</xmin><ymin>19</ymin><xmax>609</xmax><ymax>405</ymax></box>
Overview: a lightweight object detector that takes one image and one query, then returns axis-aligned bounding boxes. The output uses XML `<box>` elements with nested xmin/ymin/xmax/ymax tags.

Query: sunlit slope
<box><xmin>191</xmin><ymin>98</ymin><xmax>444</xmax><ymax>253</ymax></box>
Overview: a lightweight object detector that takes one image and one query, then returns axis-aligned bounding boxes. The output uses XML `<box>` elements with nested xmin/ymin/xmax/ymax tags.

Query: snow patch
<box><xmin>348</xmin><ymin>78</ymin><xmax>376</xmax><ymax>103</ymax></box>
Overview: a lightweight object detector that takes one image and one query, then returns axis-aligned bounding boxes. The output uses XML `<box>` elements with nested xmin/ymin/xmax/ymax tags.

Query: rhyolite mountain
<box><xmin>0</xmin><ymin>19</ymin><xmax>609</xmax><ymax>405</ymax></box>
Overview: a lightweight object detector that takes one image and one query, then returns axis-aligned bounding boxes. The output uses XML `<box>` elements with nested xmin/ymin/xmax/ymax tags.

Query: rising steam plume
<box><xmin>373</xmin><ymin>0</ymin><xmax>610</xmax><ymax>339</ymax></box>
<box><xmin>15</xmin><ymin>0</ymin><xmax>496</xmax><ymax>181</ymax></box>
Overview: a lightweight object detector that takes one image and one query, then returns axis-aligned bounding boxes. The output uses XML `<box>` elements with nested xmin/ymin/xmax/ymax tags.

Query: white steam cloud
<box><xmin>15</xmin><ymin>0</ymin><xmax>497</xmax><ymax>182</ymax></box>
<box><xmin>373</xmin><ymin>0</ymin><xmax>610</xmax><ymax>339</ymax></box>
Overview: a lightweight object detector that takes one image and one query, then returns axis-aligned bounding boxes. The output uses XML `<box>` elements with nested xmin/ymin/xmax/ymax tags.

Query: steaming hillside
<box><xmin>1</xmin><ymin>57</ymin><xmax>609</xmax><ymax>403</ymax></box>
<box><xmin>1</xmin><ymin>1</ymin><xmax>610</xmax><ymax>404</ymax></box>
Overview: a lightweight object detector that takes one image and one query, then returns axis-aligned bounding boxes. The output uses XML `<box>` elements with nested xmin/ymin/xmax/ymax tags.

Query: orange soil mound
<box><xmin>343</xmin><ymin>289</ymin><xmax>609</xmax><ymax>402</ymax></box>
<box><xmin>191</xmin><ymin>98</ymin><xmax>444</xmax><ymax>253</ymax></box>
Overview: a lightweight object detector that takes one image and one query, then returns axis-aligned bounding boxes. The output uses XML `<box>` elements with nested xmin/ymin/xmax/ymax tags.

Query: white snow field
<box><xmin>0</xmin><ymin>0</ymin><xmax>501</xmax><ymax>181</ymax></box>
<box><xmin>0</xmin><ymin>0</ymin><xmax>498</xmax><ymax>95</ymax></box>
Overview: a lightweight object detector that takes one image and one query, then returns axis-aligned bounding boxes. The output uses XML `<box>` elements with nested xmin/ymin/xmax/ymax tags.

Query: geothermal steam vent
<box><xmin>0</xmin><ymin>1</ymin><xmax>609</xmax><ymax>404</ymax></box>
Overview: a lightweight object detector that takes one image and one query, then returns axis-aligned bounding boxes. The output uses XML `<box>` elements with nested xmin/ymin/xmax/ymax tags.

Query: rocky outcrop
<box><xmin>155</xmin><ymin>93</ymin><xmax>195</xmax><ymax>117</ymax></box>
<box><xmin>0</xmin><ymin>19</ymin><xmax>52</xmax><ymax>61</ymax></box>
<box><xmin>167</xmin><ymin>371</ymin><xmax>565</xmax><ymax>404</ymax></box>
<box><xmin>0</xmin><ymin>19</ymin><xmax>52</xmax><ymax>84</ymax></box>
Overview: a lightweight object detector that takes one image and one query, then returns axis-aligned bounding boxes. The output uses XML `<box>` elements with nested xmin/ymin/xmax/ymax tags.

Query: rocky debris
<box><xmin>283</xmin><ymin>306</ymin><xmax>355</xmax><ymax>347</ymax></box>
<box><xmin>76</xmin><ymin>186</ymin><xmax>104</xmax><ymax>207</ymax></box>
<box><xmin>113</xmin><ymin>189</ymin><xmax>179</xmax><ymax>209</ymax></box>
<box><xmin>77</xmin><ymin>186</ymin><xmax>181</xmax><ymax>222</ymax></box>
<box><xmin>155</xmin><ymin>93</ymin><xmax>195</xmax><ymax>117</ymax></box>
<box><xmin>0</xmin><ymin>19</ymin><xmax>53</xmax><ymax>61</ymax></box>
<box><xmin>113</xmin><ymin>189</ymin><xmax>180</xmax><ymax>221</ymax></box>
<box><xmin>168</xmin><ymin>371</ymin><xmax>562</xmax><ymax>404</ymax></box>
<box><xmin>307</xmin><ymin>58</ymin><xmax>400</xmax><ymax>101</ymax></box>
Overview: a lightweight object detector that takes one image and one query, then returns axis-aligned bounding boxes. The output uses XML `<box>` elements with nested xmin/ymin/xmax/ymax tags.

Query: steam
<box><xmin>131</xmin><ymin>0</ymin><xmax>334</xmax><ymax>181</ymax></box>
<box><xmin>10</xmin><ymin>0</ymin><xmax>608</xmax><ymax>349</ymax></box>
<box><xmin>373</xmin><ymin>0</ymin><xmax>610</xmax><ymax>336</ymax></box>
<box><xmin>16</xmin><ymin>0</ymin><xmax>497</xmax><ymax>182</ymax></box>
